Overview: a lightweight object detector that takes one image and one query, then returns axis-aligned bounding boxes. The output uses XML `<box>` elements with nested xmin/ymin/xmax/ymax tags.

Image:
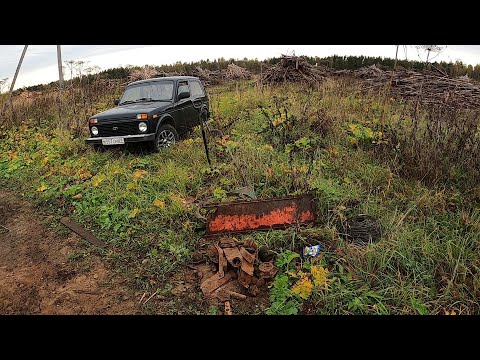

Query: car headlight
<box><xmin>138</xmin><ymin>122</ymin><xmax>147</xmax><ymax>133</ymax></box>
<box><xmin>91</xmin><ymin>126</ymin><xmax>99</xmax><ymax>136</ymax></box>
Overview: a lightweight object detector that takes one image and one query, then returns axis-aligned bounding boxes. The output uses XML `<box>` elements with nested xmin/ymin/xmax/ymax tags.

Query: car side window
<box><xmin>177</xmin><ymin>81</ymin><xmax>190</xmax><ymax>98</ymax></box>
<box><xmin>190</xmin><ymin>81</ymin><xmax>205</xmax><ymax>98</ymax></box>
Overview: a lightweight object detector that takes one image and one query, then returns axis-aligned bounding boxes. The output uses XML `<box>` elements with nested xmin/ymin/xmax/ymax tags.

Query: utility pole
<box><xmin>7</xmin><ymin>45</ymin><xmax>29</xmax><ymax>122</ymax></box>
<box><xmin>8</xmin><ymin>45</ymin><xmax>28</xmax><ymax>96</ymax></box>
<box><xmin>56</xmin><ymin>45</ymin><xmax>64</xmax><ymax>126</ymax></box>
<box><xmin>390</xmin><ymin>45</ymin><xmax>399</xmax><ymax>85</ymax></box>
<box><xmin>57</xmin><ymin>45</ymin><xmax>64</xmax><ymax>88</ymax></box>
<box><xmin>5</xmin><ymin>45</ymin><xmax>66</xmax><ymax>124</ymax></box>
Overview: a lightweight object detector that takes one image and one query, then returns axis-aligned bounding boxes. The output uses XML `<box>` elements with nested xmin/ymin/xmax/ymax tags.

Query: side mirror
<box><xmin>178</xmin><ymin>91</ymin><xmax>190</xmax><ymax>100</ymax></box>
<box><xmin>114</xmin><ymin>99</ymin><xmax>120</xmax><ymax>106</ymax></box>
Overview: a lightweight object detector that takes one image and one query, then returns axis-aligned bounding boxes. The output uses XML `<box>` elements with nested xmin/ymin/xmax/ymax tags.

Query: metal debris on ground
<box><xmin>342</xmin><ymin>214</ymin><xmax>381</xmax><ymax>245</ymax></box>
<box><xmin>60</xmin><ymin>217</ymin><xmax>106</xmax><ymax>248</ymax></box>
<box><xmin>191</xmin><ymin>237</ymin><xmax>277</xmax><ymax>315</ymax></box>
<box><xmin>204</xmin><ymin>194</ymin><xmax>316</xmax><ymax>236</ymax></box>
<box><xmin>227</xmin><ymin>185</ymin><xmax>257</xmax><ymax>200</ymax></box>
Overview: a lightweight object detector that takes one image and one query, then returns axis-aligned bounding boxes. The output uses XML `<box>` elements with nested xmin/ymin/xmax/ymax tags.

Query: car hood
<box><xmin>93</xmin><ymin>102</ymin><xmax>171</xmax><ymax>120</ymax></box>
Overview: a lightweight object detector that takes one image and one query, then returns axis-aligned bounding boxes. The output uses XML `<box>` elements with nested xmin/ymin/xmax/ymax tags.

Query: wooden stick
<box><xmin>143</xmin><ymin>291</ymin><xmax>158</xmax><ymax>305</ymax></box>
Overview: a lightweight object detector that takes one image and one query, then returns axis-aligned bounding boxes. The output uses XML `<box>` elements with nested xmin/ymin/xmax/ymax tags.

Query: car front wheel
<box><xmin>151</xmin><ymin>124</ymin><xmax>179</xmax><ymax>152</ymax></box>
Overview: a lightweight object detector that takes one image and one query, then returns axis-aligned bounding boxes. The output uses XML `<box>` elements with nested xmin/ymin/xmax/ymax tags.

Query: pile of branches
<box><xmin>351</xmin><ymin>64</ymin><xmax>480</xmax><ymax>109</ymax></box>
<box><xmin>156</xmin><ymin>69</ymin><xmax>186</xmax><ymax>77</ymax></box>
<box><xmin>261</xmin><ymin>55</ymin><xmax>328</xmax><ymax>86</ymax></box>
<box><xmin>223</xmin><ymin>63</ymin><xmax>251</xmax><ymax>80</ymax></box>
<box><xmin>128</xmin><ymin>65</ymin><xmax>161</xmax><ymax>82</ymax></box>
<box><xmin>192</xmin><ymin>66</ymin><xmax>221</xmax><ymax>85</ymax></box>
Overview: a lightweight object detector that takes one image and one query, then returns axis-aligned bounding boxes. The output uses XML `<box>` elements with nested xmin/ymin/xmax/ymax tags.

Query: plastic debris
<box><xmin>303</xmin><ymin>244</ymin><xmax>322</xmax><ymax>258</ymax></box>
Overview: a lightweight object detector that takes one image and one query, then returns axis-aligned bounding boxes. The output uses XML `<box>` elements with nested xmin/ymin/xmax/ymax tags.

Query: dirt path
<box><xmin>0</xmin><ymin>190</ymin><xmax>138</xmax><ymax>314</ymax></box>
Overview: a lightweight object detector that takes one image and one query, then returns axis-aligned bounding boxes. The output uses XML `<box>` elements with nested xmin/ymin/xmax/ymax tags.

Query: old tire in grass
<box><xmin>151</xmin><ymin>124</ymin><xmax>179</xmax><ymax>152</ymax></box>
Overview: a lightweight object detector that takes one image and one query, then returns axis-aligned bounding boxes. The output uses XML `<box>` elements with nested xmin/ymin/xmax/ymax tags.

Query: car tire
<box><xmin>151</xmin><ymin>124</ymin><xmax>179</xmax><ymax>152</ymax></box>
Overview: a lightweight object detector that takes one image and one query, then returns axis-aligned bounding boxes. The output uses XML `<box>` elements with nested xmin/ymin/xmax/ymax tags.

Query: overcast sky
<box><xmin>1</xmin><ymin>45</ymin><xmax>479</xmax><ymax>90</ymax></box>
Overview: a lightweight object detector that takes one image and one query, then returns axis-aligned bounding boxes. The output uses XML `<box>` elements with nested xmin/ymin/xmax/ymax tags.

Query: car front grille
<box><xmin>97</xmin><ymin>121</ymin><xmax>139</xmax><ymax>137</ymax></box>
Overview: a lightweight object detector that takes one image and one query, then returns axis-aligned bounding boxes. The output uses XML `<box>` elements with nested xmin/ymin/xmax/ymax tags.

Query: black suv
<box><xmin>86</xmin><ymin>76</ymin><xmax>210</xmax><ymax>151</ymax></box>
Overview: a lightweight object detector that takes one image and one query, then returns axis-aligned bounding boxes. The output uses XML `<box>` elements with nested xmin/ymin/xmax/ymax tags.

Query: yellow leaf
<box><xmin>327</xmin><ymin>146</ymin><xmax>339</xmax><ymax>157</ymax></box>
<box><xmin>287</xmin><ymin>271</ymin><xmax>299</xmax><ymax>278</ymax></box>
<box><xmin>311</xmin><ymin>265</ymin><xmax>329</xmax><ymax>288</ymax></box>
<box><xmin>291</xmin><ymin>274</ymin><xmax>313</xmax><ymax>300</ymax></box>
<box><xmin>133</xmin><ymin>170</ymin><xmax>148</xmax><ymax>181</ymax></box>
<box><xmin>36</xmin><ymin>184</ymin><xmax>48</xmax><ymax>192</ymax></box>
<box><xmin>153</xmin><ymin>199</ymin><xmax>166</xmax><ymax>208</ymax></box>
<box><xmin>262</xmin><ymin>144</ymin><xmax>274</xmax><ymax>151</ymax></box>
<box><xmin>8</xmin><ymin>151</ymin><xmax>17</xmax><ymax>161</ymax></box>
<box><xmin>73</xmin><ymin>193</ymin><xmax>83</xmax><ymax>200</ymax></box>
<box><xmin>77</xmin><ymin>169</ymin><xmax>93</xmax><ymax>180</ymax></box>
<box><xmin>128</xmin><ymin>208</ymin><xmax>140</xmax><ymax>218</ymax></box>
<box><xmin>91</xmin><ymin>174</ymin><xmax>106</xmax><ymax>187</ymax></box>
<box><xmin>42</xmin><ymin>157</ymin><xmax>49</xmax><ymax>165</ymax></box>
<box><xmin>127</xmin><ymin>182</ymin><xmax>136</xmax><ymax>190</ymax></box>
<box><xmin>348</xmin><ymin>137</ymin><xmax>359</xmax><ymax>146</ymax></box>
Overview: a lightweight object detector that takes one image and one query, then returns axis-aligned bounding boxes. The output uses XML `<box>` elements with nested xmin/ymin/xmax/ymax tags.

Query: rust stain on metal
<box><xmin>241</xmin><ymin>260</ymin><xmax>254</xmax><ymax>276</ymax></box>
<box><xmin>223</xmin><ymin>247</ymin><xmax>242</xmax><ymax>268</ymax></box>
<box><xmin>239</xmin><ymin>247</ymin><xmax>255</xmax><ymax>264</ymax></box>
<box><xmin>205</xmin><ymin>195</ymin><xmax>316</xmax><ymax>236</ymax></box>
<box><xmin>215</xmin><ymin>244</ymin><xmax>226</xmax><ymax>278</ymax></box>
<box><xmin>219</xmin><ymin>237</ymin><xmax>237</xmax><ymax>248</ymax></box>
<box><xmin>200</xmin><ymin>271</ymin><xmax>234</xmax><ymax>296</ymax></box>
<box><xmin>224</xmin><ymin>301</ymin><xmax>232</xmax><ymax>315</ymax></box>
<box><xmin>238</xmin><ymin>271</ymin><xmax>256</xmax><ymax>289</ymax></box>
<box><xmin>258</xmin><ymin>261</ymin><xmax>278</xmax><ymax>279</ymax></box>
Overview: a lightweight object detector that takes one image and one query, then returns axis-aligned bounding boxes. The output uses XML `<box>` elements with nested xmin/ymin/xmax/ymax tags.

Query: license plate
<box><xmin>102</xmin><ymin>137</ymin><xmax>125</xmax><ymax>146</ymax></box>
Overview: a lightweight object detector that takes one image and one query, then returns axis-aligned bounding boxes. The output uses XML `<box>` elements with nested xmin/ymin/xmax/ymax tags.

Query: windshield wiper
<box><xmin>134</xmin><ymin>97</ymin><xmax>154</xmax><ymax>102</ymax></box>
<box><xmin>120</xmin><ymin>98</ymin><xmax>169</xmax><ymax>105</ymax></box>
<box><xmin>135</xmin><ymin>98</ymin><xmax>170</xmax><ymax>102</ymax></box>
<box><xmin>119</xmin><ymin>100</ymin><xmax>137</xmax><ymax>105</ymax></box>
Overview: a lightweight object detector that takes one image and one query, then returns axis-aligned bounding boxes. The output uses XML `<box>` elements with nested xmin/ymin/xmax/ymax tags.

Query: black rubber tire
<box><xmin>151</xmin><ymin>124</ymin><xmax>179</xmax><ymax>152</ymax></box>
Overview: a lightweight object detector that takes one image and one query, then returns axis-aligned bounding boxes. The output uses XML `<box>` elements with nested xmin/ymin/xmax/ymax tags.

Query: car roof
<box><xmin>128</xmin><ymin>76</ymin><xmax>200</xmax><ymax>86</ymax></box>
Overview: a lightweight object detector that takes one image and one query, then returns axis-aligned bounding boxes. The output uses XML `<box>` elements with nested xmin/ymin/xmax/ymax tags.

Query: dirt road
<box><xmin>0</xmin><ymin>190</ymin><xmax>138</xmax><ymax>314</ymax></box>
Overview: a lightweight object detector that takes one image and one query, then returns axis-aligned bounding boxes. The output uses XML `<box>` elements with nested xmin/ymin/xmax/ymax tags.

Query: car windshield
<box><xmin>119</xmin><ymin>80</ymin><xmax>174</xmax><ymax>104</ymax></box>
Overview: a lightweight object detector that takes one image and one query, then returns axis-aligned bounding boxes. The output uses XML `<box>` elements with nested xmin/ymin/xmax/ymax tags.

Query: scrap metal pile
<box><xmin>261</xmin><ymin>55</ymin><xmax>328</xmax><ymax>86</ymax></box>
<box><xmin>192</xmin><ymin>237</ymin><xmax>277</xmax><ymax>315</ymax></box>
<box><xmin>349</xmin><ymin>64</ymin><xmax>480</xmax><ymax>109</ymax></box>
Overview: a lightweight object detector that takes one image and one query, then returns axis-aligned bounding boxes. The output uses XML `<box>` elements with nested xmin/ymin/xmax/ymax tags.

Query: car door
<box><xmin>189</xmin><ymin>80</ymin><xmax>208</xmax><ymax>126</ymax></box>
<box><xmin>175</xmin><ymin>80</ymin><xmax>197</xmax><ymax>133</ymax></box>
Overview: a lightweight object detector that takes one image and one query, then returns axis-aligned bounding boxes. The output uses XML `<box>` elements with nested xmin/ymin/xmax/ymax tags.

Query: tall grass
<box><xmin>1</xmin><ymin>78</ymin><xmax>479</xmax><ymax>314</ymax></box>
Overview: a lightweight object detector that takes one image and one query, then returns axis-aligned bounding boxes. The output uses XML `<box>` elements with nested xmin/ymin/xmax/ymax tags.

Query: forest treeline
<box><xmin>17</xmin><ymin>54</ymin><xmax>480</xmax><ymax>94</ymax></box>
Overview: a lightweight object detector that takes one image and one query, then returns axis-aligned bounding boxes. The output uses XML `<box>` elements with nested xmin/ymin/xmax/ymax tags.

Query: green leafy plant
<box><xmin>266</xmin><ymin>275</ymin><xmax>299</xmax><ymax>315</ymax></box>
